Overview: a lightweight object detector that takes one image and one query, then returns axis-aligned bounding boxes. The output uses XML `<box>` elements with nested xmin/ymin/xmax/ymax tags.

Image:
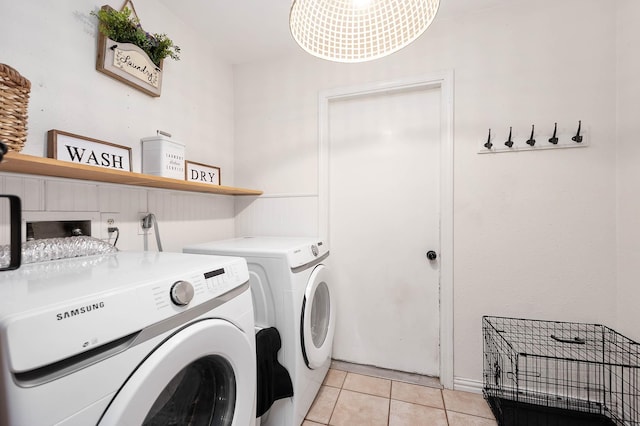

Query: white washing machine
<box><xmin>184</xmin><ymin>237</ymin><xmax>335</xmax><ymax>426</ymax></box>
<box><xmin>0</xmin><ymin>251</ymin><xmax>256</xmax><ymax>426</ymax></box>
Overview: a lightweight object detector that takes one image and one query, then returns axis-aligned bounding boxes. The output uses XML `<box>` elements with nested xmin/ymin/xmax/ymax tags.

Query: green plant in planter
<box><xmin>91</xmin><ymin>6</ymin><xmax>180</xmax><ymax>67</ymax></box>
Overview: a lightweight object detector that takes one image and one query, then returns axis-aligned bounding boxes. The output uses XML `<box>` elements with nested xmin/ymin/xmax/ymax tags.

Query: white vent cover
<box><xmin>289</xmin><ymin>0</ymin><xmax>440</xmax><ymax>63</ymax></box>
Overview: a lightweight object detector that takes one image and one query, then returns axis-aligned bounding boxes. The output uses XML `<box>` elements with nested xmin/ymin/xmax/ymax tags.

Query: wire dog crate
<box><xmin>483</xmin><ymin>316</ymin><xmax>640</xmax><ymax>425</ymax></box>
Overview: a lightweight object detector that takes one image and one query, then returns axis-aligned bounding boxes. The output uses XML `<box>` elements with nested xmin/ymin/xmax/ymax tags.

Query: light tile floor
<box><xmin>304</xmin><ymin>368</ymin><xmax>498</xmax><ymax>426</ymax></box>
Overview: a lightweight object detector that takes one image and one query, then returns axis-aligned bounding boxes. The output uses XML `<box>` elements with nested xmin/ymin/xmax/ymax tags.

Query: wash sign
<box><xmin>47</xmin><ymin>130</ymin><xmax>132</xmax><ymax>172</ymax></box>
<box><xmin>185</xmin><ymin>161</ymin><xmax>220</xmax><ymax>185</ymax></box>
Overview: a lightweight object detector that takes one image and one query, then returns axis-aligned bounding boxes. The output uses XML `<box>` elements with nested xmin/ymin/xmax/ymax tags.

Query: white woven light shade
<box><xmin>289</xmin><ymin>0</ymin><xmax>440</xmax><ymax>63</ymax></box>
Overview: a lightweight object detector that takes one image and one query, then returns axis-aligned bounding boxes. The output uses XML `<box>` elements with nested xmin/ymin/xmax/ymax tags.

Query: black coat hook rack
<box><xmin>480</xmin><ymin>121</ymin><xmax>588</xmax><ymax>154</ymax></box>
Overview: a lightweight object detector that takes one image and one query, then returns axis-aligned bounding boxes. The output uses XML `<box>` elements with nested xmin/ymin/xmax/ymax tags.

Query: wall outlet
<box><xmin>100</xmin><ymin>212</ymin><xmax>121</xmax><ymax>241</ymax></box>
<box><xmin>138</xmin><ymin>212</ymin><xmax>152</xmax><ymax>235</ymax></box>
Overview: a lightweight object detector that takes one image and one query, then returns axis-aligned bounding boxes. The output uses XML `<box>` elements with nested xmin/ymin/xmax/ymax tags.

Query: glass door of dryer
<box><xmin>301</xmin><ymin>264</ymin><xmax>335</xmax><ymax>369</ymax></box>
<box><xmin>98</xmin><ymin>319</ymin><xmax>255</xmax><ymax>426</ymax></box>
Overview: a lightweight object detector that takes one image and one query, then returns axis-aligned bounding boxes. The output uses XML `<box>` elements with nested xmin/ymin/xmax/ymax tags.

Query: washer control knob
<box><xmin>170</xmin><ymin>280</ymin><xmax>194</xmax><ymax>306</ymax></box>
<box><xmin>311</xmin><ymin>245</ymin><xmax>319</xmax><ymax>257</ymax></box>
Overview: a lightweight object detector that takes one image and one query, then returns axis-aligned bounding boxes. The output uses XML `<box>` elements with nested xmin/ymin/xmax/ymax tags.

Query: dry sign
<box><xmin>185</xmin><ymin>161</ymin><xmax>220</xmax><ymax>185</ymax></box>
<box><xmin>47</xmin><ymin>130</ymin><xmax>132</xmax><ymax>171</ymax></box>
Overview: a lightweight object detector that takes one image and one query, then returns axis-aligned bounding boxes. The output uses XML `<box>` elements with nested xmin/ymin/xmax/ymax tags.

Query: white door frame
<box><xmin>318</xmin><ymin>71</ymin><xmax>454</xmax><ymax>388</ymax></box>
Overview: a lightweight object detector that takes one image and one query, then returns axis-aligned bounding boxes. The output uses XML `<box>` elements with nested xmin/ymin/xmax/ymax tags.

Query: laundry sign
<box><xmin>185</xmin><ymin>161</ymin><xmax>221</xmax><ymax>185</ymax></box>
<box><xmin>113</xmin><ymin>45</ymin><xmax>160</xmax><ymax>88</ymax></box>
<box><xmin>96</xmin><ymin>35</ymin><xmax>163</xmax><ymax>97</ymax></box>
<box><xmin>47</xmin><ymin>130</ymin><xmax>132</xmax><ymax>171</ymax></box>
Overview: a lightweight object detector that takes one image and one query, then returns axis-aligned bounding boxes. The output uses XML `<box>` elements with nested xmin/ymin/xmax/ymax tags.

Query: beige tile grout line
<box><xmin>387</xmin><ymin>382</ymin><xmax>392</xmax><ymax>426</ymax></box>
<box><xmin>331</xmin><ymin>388</ymin><xmax>340</xmax><ymax>425</ymax></box>
<box><xmin>440</xmin><ymin>389</ymin><xmax>450</xmax><ymax>426</ymax></box>
<box><xmin>386</xmin><ymin>390</ymin><xmax>391</xmax><ymax>426</ymax></box>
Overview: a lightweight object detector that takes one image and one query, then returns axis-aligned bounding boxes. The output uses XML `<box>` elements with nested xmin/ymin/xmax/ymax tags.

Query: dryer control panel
<box><xmin>288</xmin><ymin>239</ymin><xmax>329</xmax><ymax>269</ymax></box>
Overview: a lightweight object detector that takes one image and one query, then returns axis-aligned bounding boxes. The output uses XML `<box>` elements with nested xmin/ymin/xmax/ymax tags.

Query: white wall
<box><xmin>1</xmin><ymin>0</ymin><xmax>237</xmax><ymax>250</ymax></box>
<box><xmin>233</xmin><ymin>0</ymin><xmax>618</xmax><ymax>384</ymax></box>
<box><xmin>616</xmin><ymin>0</ymin><xmax>640</xmax><ymax>342</ymax></box>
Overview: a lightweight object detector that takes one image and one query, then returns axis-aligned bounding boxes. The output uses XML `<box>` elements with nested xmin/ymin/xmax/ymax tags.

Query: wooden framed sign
<box><xmin>96</xmin><ymin>32</ymin><xmax>163</xmax><ymax>97</ymax></box>
<box><xmin>47</xmin><ymin>130</ymin><xmax>132</xmax><ymax>171</ymax></box>
<box><xmin>185</xmin><ymin>161</ymin><xmax>221</xmax><ymax>185</ymax></box>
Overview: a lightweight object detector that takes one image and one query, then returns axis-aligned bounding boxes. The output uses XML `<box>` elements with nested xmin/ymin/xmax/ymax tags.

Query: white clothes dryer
<box><xmin>184</xmin><ymin>237</ymin><xmax>335</xmax><ymax>426</ymax></box>
<box><xmin>0</xmin><ymin>251</ymin><xmax>256</xmax><ymax>426</ymax></box>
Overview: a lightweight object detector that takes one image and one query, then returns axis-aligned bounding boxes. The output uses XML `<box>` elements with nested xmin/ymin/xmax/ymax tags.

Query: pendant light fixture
<box><xmin>289</xmin><ymin>0</ymin><xmax>440</xmax><ymax>63</ymax></box>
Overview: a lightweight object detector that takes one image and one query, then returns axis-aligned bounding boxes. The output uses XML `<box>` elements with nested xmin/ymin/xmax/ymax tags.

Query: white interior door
<box><xmin>328</xmin><ymin>86</ymin><xmax>441</xmax><ymax>376</ymax></box>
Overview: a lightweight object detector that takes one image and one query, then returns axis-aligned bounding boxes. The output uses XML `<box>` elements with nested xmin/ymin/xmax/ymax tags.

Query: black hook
<box><xmin>504</xmin><ymin>127</ymin><xmax>514</xmax><ymax>148</ymax></box>
<box><xmin>572</xmin><ymin>120</ymin><xmax>583</xmax><ymax>143</ymax></box>
<box><xmin>526</xmin><ymin>124</ymin><xmax>536</xmax><ymax>146</ymax></box>
<box><xmin>548</xmin><ymin>122</ymin><xmax>558</xmax><ymax>145</ymax></box>
<box><xmin>484</xmin><ymin>129</ymin><xmax>493</xmax><ymax>149</ymax></box>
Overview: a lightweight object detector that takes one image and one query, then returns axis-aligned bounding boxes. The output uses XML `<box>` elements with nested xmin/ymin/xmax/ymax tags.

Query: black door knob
<box><xmin>426</xmin><ymin>251</ymin><xmax>437</xmax><ymax>260</ymax></box>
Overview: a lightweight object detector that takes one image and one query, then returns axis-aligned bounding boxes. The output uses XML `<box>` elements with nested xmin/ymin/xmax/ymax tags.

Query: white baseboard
<box><xmin>453</xmin><ymin>377</ymin><xmax>483</xmax><ymax>394</ymax></box>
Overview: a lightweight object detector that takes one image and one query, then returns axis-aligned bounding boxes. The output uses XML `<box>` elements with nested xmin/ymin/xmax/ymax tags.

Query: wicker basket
<box><xmin>0</xmin><ymin>64</ymin><xmax>31</xmax><ymax>152</ymax></box>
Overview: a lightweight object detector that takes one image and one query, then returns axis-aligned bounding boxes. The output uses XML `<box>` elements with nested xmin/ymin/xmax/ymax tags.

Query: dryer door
<box><xmin>301</xmin><ymin>264</ymin><xmax>335</xmax><ymax>369</ymax></box>
<box><xmin>98</xmin><ymin>319</ymin><xmax>255</xmax><ymax>426</ymax></box>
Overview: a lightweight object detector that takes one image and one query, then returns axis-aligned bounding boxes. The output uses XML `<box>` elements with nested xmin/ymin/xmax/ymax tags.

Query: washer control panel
<box><xmin>170</xmin><ymin>280</ymin><xmax>195</xmax><ymax>306</ymax></box>
<box><xmin>1</xmin><ymin>253</ymin><xmax>249</xmax><ymax>375</ymax></box>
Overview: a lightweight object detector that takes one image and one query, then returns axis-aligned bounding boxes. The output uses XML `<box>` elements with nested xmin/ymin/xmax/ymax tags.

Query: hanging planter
<box><xmin>92</xmin><ymin>1</ymin><xmax>180</xmax><ymax>97</ymax></box>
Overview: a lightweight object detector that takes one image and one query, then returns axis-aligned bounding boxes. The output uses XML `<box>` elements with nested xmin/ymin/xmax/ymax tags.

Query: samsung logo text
<box><xmin>56</xmin><ymin>302</ymin><xmax>105</xmax><ymax>321</ymax></box>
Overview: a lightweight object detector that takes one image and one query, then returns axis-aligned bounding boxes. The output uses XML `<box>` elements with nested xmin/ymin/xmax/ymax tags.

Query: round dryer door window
<box><xmin>302</xmin><ymin>264</ymin><xmax>336</xmax><ymax>369</ymax></box>
<box><xmin>98</xmin><ymin>319</ymin><xmax>255</xmax><ymax>426</ymax></box>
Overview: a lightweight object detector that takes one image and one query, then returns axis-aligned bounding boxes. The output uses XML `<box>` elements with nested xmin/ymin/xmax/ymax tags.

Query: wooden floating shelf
<box><xmin>0</xmin><ymin>152</ymin><xmax>262</xmax><ymax>196</ymax></box>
